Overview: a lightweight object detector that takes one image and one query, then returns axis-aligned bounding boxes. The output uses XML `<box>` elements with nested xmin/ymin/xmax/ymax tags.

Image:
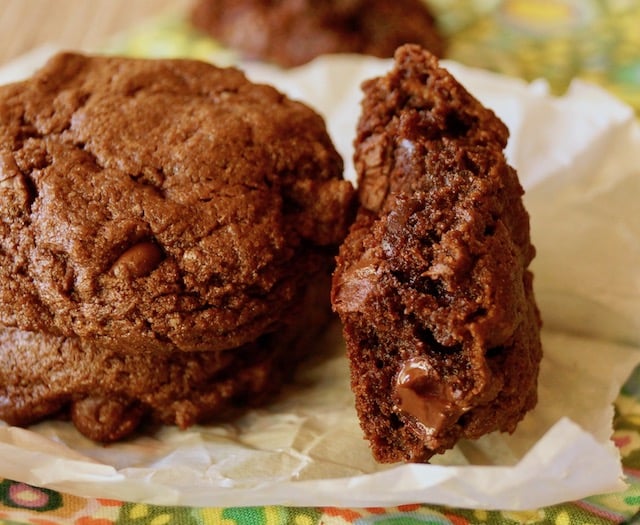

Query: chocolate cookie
<box><xmin>190</xmin><ymin>0</ymin><xmax>446</xmax><ymax>68</ymax></box>
<box><xmin>0</xmin><ymin>272</ymin><xmax>330</xmax><ymax>442</ymax></box>
<box><xmin>331</xmin><ymin>45</ymin><xmax>542</xmax><ymax>463</ymax></box>
<box><xmin>0</xmin><ymin>52</ymin><xmax>355</xmax><ymax>353</ymax></box>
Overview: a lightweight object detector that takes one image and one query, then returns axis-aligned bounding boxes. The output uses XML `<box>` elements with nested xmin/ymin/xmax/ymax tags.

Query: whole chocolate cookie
<box><xmin>0</xmin><ymin>52</ymin><xmax>354</xmax><ymax>353</ymax></box>
<box><xmin>190</xmin><ymin>0</ymin><xmax>446</xmax><ymax>68</ymax></box>
<box><xmin>331</xmin><ymin>45</ymin><xmax>542</xmax><ymax>463</ymax></box>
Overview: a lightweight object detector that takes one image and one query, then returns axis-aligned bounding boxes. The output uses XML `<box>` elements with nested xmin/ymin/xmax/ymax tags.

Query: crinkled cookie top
<box><xmin>0</xmin><ymin>52</ymin><xmax>354</xmax><ymax>352</ymax></box>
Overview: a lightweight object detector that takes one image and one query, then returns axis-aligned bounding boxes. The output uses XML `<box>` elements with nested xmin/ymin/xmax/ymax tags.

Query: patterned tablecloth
<box><xmin>1</xmin><ymin>0</ymin><xmax>640</xmax><ymax>523</ymax></box>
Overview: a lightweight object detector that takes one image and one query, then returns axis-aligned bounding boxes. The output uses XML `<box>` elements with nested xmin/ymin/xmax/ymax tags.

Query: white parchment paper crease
<box><xmin>0</xmin><ymin>50</ymin><xmax>639</xmax><ymax>509</ymax></box>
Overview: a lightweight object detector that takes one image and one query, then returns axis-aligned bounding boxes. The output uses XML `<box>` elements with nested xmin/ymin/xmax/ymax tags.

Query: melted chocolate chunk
<box><xmin>394</xmin><ymin>357</ymin><xmax>468</xmax><ymax>436</ymax></box>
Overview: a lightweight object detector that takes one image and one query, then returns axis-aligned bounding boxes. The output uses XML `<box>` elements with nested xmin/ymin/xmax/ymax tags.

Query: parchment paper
<box><xmin>1</xmin><ymin>49</ymin><xmax>639</xmax><ymax>510</ymax></box>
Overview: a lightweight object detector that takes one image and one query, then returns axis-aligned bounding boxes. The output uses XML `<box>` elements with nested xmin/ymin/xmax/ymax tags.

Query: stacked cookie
<box><xmin>0</xmin><ymin>53</ymin><xmax>355</xmax><ymax>441</ymax></box>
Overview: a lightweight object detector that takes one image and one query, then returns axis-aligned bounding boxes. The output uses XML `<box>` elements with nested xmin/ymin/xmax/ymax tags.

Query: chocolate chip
<box><xmin>111</xmin><ymin>241</ymin><xmax>164</xmax><ymax>279</ymax></box>
<box><xmin>71</xmin><ymin>396</ymin><xmax>144</xmax><ymax>442</ymax></box>
<box><xmin>394</xmin><ymin>357</ymin><xmax>467</xmax><ymax>435</ymax></box>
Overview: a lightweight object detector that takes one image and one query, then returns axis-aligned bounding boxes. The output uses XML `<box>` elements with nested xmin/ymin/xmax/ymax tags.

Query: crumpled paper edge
<box><xmin>0</xmin><ymin>415</ymin><xmax>631</xmax><ymax>508</ymax></box>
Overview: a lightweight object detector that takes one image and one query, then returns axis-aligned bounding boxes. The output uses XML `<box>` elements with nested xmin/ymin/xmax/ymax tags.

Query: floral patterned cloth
<box><xmin>1</xmin><ymin>377</ymin><xmax>640</xmax><ymax>524</ymax></box>
<box><xmin>2</xmin><ymin>1</ymin><xmax>640</xmax><ymax>523</ymax></box>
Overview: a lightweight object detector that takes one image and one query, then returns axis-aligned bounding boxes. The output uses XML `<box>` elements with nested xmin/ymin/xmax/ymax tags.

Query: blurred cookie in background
<box><xmin>190</xmin><ymin>0</ymin><xmax>446</xmax><ymax>67</ymax></box>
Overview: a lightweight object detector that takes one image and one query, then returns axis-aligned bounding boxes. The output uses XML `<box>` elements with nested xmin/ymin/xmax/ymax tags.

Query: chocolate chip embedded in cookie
<box><xmin>110</xmin><ymin>241</ymin><xmax>164</xmax><ymax>280</ymax></box>
<box><xmin>190</xmin><ymin>0</ymin><xmax>446</xmax><ymax>68</ymax></box>
<box><xmin>331</xmin><ymin>45</ymin><xmax>542</xmax><ymax>463</ymax></box>
<box><xmin>0</xmin><ymin>52</ymin><xmax>355</xmax><ymax>353</ymax></box>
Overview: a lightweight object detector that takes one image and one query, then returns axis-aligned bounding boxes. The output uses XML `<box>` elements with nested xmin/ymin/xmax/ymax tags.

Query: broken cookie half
<box><xmin>331</xmin><ymin>45</ymin><xmax>542</xmax><ymax>463</ymax></box>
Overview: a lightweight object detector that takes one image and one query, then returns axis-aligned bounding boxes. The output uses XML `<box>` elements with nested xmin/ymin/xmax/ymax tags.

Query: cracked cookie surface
<box><xmin>0</xmin><ymin>52</ymin><xmax>354</xmax><ymax>353</ymax></box>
